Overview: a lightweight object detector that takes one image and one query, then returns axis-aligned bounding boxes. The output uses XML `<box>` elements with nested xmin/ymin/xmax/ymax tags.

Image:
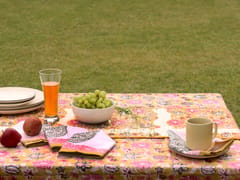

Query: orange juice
<box><xmin>42</xmin><ymin>81</ymin><xmax>60</xmax><ymax>116</ymax></box>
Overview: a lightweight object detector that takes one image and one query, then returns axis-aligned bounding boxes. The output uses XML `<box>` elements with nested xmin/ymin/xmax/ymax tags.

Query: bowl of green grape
<box><xmin>72</xmin><ymin>90</ymin><xmax>115</xmax><ymax>124</ymax></box>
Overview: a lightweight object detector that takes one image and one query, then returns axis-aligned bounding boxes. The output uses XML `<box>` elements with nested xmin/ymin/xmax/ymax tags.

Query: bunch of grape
<box><xmin>73</xmin><ymin>90</ymin><xmax>113</xmax><ymax>109</ymax></box>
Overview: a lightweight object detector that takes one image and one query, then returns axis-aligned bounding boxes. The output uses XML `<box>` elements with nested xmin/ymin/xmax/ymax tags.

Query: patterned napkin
<box><xmin>167</xmin><ymin>130</ymin><xmax>234</xmax><ymax>157</ymax></box>
<box><xmin>59</xmin><ymin>130</ymin><xmax>116</xmax><ymax>158</ymax></box>
<box><xmin>44</xmin><ymin>125</ymin><xmax>88</xmax><ymax>151</ymax></box>
<box><xmin>13</xmin><ymin>121</ymin><xmax>49</xmax><ymax>147</ymax></box>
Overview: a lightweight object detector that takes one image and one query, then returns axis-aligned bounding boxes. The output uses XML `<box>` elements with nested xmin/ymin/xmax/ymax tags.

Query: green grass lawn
<box><xmin>0</xmin><ymin>0</ymin><xmax>240</xmax><ymax>126</ymax></box>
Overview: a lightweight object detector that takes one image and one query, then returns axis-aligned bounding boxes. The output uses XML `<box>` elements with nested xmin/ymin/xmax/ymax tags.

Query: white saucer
<box><xmin>0</xmin><ymin>88</ymin><xmax>44</xmax><ymax>110</ymax></box>
<box><xmin>169</xmin><ymin>145</ymin><xmax>229</xmax><ymax>159</ymax></box>
<box><xmin>167</xmin><ymin>130</ymin><xmax>230</xmax><ymax>159</ymax></box>
<box><xmin>0</xmin><ymin>87</ymin><xmax>36</xmax><ymax>104</ymax></box>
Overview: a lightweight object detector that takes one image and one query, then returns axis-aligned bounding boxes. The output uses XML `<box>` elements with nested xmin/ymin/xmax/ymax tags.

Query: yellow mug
<box><xmin>186</xmin><ymin>118</ymin><xmax>218</xmax><ymax>150</ymax></box>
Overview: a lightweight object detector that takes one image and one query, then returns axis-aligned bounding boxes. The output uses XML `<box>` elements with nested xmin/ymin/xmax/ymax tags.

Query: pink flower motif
<box><xmin>131</xmin><ymin>142</ymin><xmax>151</xmax><ymax>149</ymax></box>
<box><xmin>58</xmin><ymin>99</ymin><xmax>68</xmax><ymax>104</ymax></box>
<box><xmin>152</xmin><ymin>155</ymin><xmax>167</xmax><ymax>161</ymax></box>
<box><xmin>230</xmin><ymin>143</ymin><xmax>240</xmax><ymax>151</ymax></box>
<box><xmin>167</xmin><ymin>119</ymin><xmax>184</xmax><ymax>127</ymax></box>
<box><xmin>0</xmin><ymin>150</ymin><xmax>9</xmax><ymax>156</ymax></box>
<box><xmin>67</xmin><ymin>119</ymin><xmax>81</xmax><ymax>126</ymax></box>
<box><xmin>227</xmin><ymin>161</ymin><xmax>240</xmax><ymax>169</ymax></box>
<box><xmin>186</xmin><ymin>108</ymin><xmax>199</xmax><ymax>114</ymax></box>
<box><xmin>16</xmin><ymin>118</ymin><xmax>25</xmax><ymax>123</ymax></box>
<box><xmin>132</xmin><ymin>160</ymin><xmax>153</xmax><ymax>168</ymax></box>
<box><xmin>111</xmin><ymin>118</ymin><xmax>127</xmax><ymax>126</ymax></box>
<box><xmin>167</xmin><ymin>106</ymin><xmax>183</xmax><ymax>110</ymax></box>
<box><xmin>126</xmin><ymin>99</ymin><xmax>142</xmax><ymax>105</ymax></box>
<box><xmin>203</xmin><ymin>100</ymin><xmax>219</xmax><ymax>105</ymax></box>
<box><xmin>33</xmin><ymin>160</ymin><xmax>54</xmax><ymax>169</ymax></box>
<box><xmin>132</xmin><ymin>108</ymin><xmax>145</xmax><ymax>114</ymax></box>
<box><xmin>163</xmin><ymin>94</ymin><xmax>178</xmax><ymax>97</ymax></box>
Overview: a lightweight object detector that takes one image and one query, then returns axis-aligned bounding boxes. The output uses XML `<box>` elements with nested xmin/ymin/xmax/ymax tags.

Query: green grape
<box><xmin>89</xmin><ymin>97</ymin><xmax>97</xmax><ymax>104</ymax></box>
<box><xmin>83</xmin><ymin>99</ymin><xmax>89</xmax><ymax>105</ymax></box>
<box><xmin>97</xmin><ymin>97</ymin><xmax>103</xmax><ymax>103</ymax></box>
<box><xmin>77</xmin><ymin>98</ymin><xmax>83</xmax><ymax>104</ymax></box>
<box><xmin>99</xmin><ymin>91</ymin><xmax>106</xmax><ymax>98</ymax></box>
<box><xmin>81</xmin><ymin>96</ymin><xmax>86</xmax><ymax>101</ymax></box>
<box><xmin>94</xmin><ymin>89</ymin><xmax>100</xmax><ymax>95</ymax></box>
<box><xmin>90</xmin><ymin>104</ymin><xmax>96</xmax><ymax>109</ymax></box>
<box><xmin>81</xmin><ymin>104</ymin><xmax>86</xmax><ymax>108</ymax></box>
<box><xmin>73</xmin><ymin>90</ymin><xmax>113</xmax><ymax>109</ymax></box>
<box><xmin>89</xmin><ymin>92</ymin><xmax>96</xmax><ymax>98</ymax></box>
<box><xmin>97</xmin><ymin>102</ymin><xmax>105</xmax><ymax>108</ymax></box>
<box><xmin>86</xmin><ymin>103</ymin><xmax>91</xmax><ymax>108</ymax></box>
<box><xmin>85</xmin><ymin>94</ymin><xmax>90</xmax><ymax>99</ymax></box>
<box><xmin>103</xmin><ymin>99</ymin><xmax>112</xmax><ymax>107</ymax></box>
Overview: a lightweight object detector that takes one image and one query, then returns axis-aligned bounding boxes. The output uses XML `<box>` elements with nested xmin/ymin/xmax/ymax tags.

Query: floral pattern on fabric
<box><xmin>0</xmin><ymin>93</ymin><xmax>238</xmax><ymax>179</ymax></box>
<box><xmin>57</xmin><ymin>93</ymin><xmax>240</xmax><ymax>139</ymax></box>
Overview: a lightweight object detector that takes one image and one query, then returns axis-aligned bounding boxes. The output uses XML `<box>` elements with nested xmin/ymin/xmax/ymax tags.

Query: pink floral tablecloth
<box><xmin>0</xmin><ymin>93</ymin><xmax>239</xmax><ymax>180</ymax></box>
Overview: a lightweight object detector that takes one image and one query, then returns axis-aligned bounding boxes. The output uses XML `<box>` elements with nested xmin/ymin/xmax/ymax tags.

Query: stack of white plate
<box><xmin>0</xmin><ymin>87</ymin><xmax>44</xmax><ymax>114</ymax></box>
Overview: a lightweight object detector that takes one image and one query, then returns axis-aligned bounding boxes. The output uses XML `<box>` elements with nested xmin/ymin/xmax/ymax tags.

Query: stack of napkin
<box><xmin>58</xmin><ymin>130</ymin><xmax>115</xmax><ymax>157</ymax></box>
<box><xmin>44</xmin><ymin>126</ymin><xmax>88</xmax><ymax>151</ymax></box>
<box><xmin>13</xmin><ymin>122</ymin><xmax>116</xmax><ymax>158</ymax></box>
<box><xmin>46</xmin><ymin>126</ymin><xmax>116</xmax><ymax>158</ymax></box>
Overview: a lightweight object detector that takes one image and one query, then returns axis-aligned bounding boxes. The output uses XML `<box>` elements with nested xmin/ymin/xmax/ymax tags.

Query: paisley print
<box><xmin>68</xmin><ymin>131</ymin><xmax>98</xmax><ymax>143</ymax></box>
<box><xmin>44</xmin><ymin>126</ymin><xmax>68</xmax><ymax>138</ymax></box>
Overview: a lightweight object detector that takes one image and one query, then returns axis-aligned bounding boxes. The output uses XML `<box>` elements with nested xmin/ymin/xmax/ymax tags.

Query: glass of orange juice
<box><xmin>39</xmin><ymin>68</ymin><xmax>62</xmax><ymax>124</ymax></box>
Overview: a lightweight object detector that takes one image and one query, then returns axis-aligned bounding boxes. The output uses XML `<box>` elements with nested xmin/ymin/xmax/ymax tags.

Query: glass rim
<box><xmin>39</xmin><ymin>68</ymin><xmax>62</xmax><ymax>75</ymax></box>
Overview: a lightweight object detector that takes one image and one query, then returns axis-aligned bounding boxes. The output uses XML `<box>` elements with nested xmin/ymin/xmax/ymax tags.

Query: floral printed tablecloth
<box><xmin>0</xmin><ymin>93</ymin><xmax>239</xmax><ymax>179</ymax></box>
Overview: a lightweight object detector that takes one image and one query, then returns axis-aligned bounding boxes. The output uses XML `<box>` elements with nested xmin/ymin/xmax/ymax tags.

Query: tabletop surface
<box><xmin>0</xmin><ymin>93</ymin><xmax>239</xmax><ymax>180</ymax></box>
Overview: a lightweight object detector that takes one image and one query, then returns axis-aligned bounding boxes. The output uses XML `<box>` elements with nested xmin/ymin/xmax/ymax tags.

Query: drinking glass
<box><xmin>39</xmin><ymin>68</ymin><xmax>62</xmax><ymax>124</ymax></box>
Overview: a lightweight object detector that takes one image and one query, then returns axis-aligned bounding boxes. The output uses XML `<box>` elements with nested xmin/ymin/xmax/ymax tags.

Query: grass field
<box><xmin>0</xmin><ymin>0</ymin><xmax>240</xmax><ymax>126</ymax></box>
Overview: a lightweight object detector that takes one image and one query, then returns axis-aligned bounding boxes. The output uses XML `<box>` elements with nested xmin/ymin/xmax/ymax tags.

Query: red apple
<box><xmin>0</xmin><ymin>128</ymin><xmax>22</xmax><ymax>147</ymax></box>
<box><xmin>23</xmin><ymin>117</ymin><xmax>42</xmax><ymax>136</ymax></box>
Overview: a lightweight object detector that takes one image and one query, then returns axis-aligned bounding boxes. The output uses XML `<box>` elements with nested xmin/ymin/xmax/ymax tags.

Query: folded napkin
<box><xmin>200</xmin><ymin>138</ymin><xmax>234</xmax><ymax>156</ymax></box>
<box><xmin>59</xmin><ymin>130</ymin><xmax>116</xmax><ymax>158</ymax></box>
<box><xmin>13</xmin><ymin>121</ymin><xmax>49</xmax><ymax>147</ymax></box>
<box><xmin>167</xmin><ymin>130</ymin><xmax>234</xmax><ymax>157</ymax></box>
<box><xmin>44</xmin><ymin>125</ymin><xmax>88</xmax><ymax>151</ymax></box>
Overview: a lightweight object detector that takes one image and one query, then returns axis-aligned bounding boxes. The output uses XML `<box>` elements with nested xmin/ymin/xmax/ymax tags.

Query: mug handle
<box><xmin>207</xmin><ymin>122</ymin><xmax>218</xmax><ymax>151</ymax></box>
<box><xmin>212</xmin><ymin>122</ymin><xmax>218</xmax><ymax>138</ymax></box>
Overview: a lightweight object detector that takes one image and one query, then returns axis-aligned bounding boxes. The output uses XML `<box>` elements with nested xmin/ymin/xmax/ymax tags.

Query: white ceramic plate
<box><xmin>0</xmin><ymin>103</ymin><xmax>43</xmax><ymax>115</ymax></box>
<box><xmin>0</xmin><ymin>99</ymin><xmax>31</xmax><ymax>108</ymax></box>
<box><xmin>0</xmin><ymin>87</ymin><xmax>36</xmax><ymax>104</ymax></box>
<box><xmin>0</xmin><ymin>88</ymin><xmax>44</xmax><ymax>110</ymax></box>
<box><xmin>169</xmin><ymin>145</ymin><xmax>229</xmax><ymax>159</ymax></box>
<box><xmin>167</xmin><ymin>130</ymin><xmax>230</xmax><ymax>159</ymax></box>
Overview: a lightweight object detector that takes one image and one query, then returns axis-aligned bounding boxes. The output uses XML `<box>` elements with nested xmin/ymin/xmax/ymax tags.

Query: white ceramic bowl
<box><xmin>72</xmin><ymin>103</ymin><xmax>115</xmax><ymax>124</ymax></box>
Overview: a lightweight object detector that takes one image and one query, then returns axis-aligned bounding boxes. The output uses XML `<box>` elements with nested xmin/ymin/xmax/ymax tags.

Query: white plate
<box><xmin>0</xmin><ymin>99</ymin><xmax>32</xmax><ymax>108</ymax></box>
<box><xmin>0</xmin><ymin>88</ymin><xmax>44</xmax><ymax>110</ymax></box>
<box><xmin>169</xmin><ymin>145</ymin><xmax>229</xmax><ymax>159</ymax></box>
<box><xmin>0</xmin><ymin>103</ymin><xmax>43</xmax><ymax>115</ymax></box>
<box><xmin>167</xmin><ymin>130</ymin><xmax>230</xmax><ymax>159</ymax></box>
<box><xmin>0</xmin><ymin>87</ymin><xmax>36</xmax><ymax>104</ymax></box>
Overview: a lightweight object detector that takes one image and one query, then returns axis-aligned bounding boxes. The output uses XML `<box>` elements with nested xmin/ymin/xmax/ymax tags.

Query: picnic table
<box><xmin>0</xmin><ymin>93</ymin><xmax>239</xmax><ymax>179</ymax></box>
